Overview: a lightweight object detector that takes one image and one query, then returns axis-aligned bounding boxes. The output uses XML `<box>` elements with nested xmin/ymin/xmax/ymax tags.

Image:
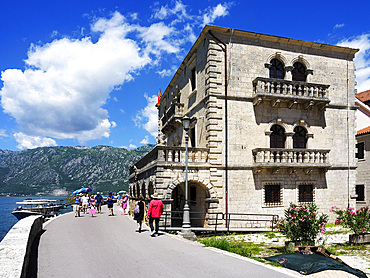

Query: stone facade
<box><xmin>355</xmin><ymin>130</ymin><xmax>370</xmax><ymax>209</ymax></box>
<box><xmin>129</xmin><ymin>25</ymin><xmax>358</xmax><ymax>227</ymax></box>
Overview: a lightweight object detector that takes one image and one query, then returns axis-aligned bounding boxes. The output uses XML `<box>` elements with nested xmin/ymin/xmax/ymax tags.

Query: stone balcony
<box><xmin>252</xmin><ymin>148</ymin><xmax>331</xmax><ymax>173</ymax></box>
<box><xmin>252</xmin><ymin>77</ymin><xmax>330</xmax><ymax>109</ymax></box>
<box><xmin>160</xmin><ymin>102</ymin><xmax>184</xmax><ymax>135</ymax></box>
<box><xmin>130</xmin><ymin>146</ymin><xmax>209</xmax><ymax>180</ymax></box>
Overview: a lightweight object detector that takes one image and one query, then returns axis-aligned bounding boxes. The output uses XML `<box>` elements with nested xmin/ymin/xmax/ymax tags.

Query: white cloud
<box><xmin>134</xmin><ymin>94</ymin><xmax>158</xmax><ymax>138</ymax></box>
<box><xmin>0</xmin><ymin>3</ymin><xmax>232</xmax><ymax>149</ymax></box>
<box><xmin>334</xmin><ymin>23</ymin><xmax>345</xmax><ymax>30</ymax></box>
<box><xmin>0</xmin><ymin>129</ymin><xmax>8</xmax><ymax>137</ymax></box>
<box><xmin>157</xmin><ymin>67</ymin><xmax>177</xmax><ymax>77</ymax></box>
<box><xmin>338</xmin><ymin>34</ymin><xmax>370</xmax><ymax>92</ymax></box>
<box><xmin>140</xmin><ymin>135</ymin><xmax>149</xmax><ymax>144</ymax></box>
<box><xmin>0</xmin><ymin>11</ymin><xmax>179</xmax><ymax>149</ymax></box>
<box><xmin>14</xmin><ymin>132</ymin><xmax>57</xmax><ymax>149</ymax></box>
<box><xmin>202</xmin><ymin>3</ymin><xmax>229</xmax><ymax>26</ymax></box>
<box><xmin>129</xmin><ymin>143</ymin><xmax>137</xmax><ymax>149</ymax></box>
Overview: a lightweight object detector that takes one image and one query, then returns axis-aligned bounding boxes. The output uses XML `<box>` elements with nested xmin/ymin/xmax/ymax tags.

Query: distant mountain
<box><xmin>0</xmin><ymin>144</ymin><xmax>155</xmax><ymax>196</ymax></box>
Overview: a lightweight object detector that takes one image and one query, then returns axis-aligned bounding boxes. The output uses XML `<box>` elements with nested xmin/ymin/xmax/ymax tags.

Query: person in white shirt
<box><xmin>81</xmin><ymin>193</ymin><xmax>90</xmax><ymax>214</ymax></box>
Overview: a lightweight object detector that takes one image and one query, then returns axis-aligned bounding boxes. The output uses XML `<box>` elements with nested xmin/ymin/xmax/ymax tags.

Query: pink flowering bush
<box><xmin>331</xmin><ymin>206</ymin><xmax>370</xmax><ymax>235</ymax></box>
<box><xmin>272</xmin><ymin>203</ymin><xmax>328</xmax><ymax>244</ymax></box>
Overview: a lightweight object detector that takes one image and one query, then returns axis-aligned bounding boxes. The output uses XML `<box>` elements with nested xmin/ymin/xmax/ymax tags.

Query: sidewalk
<box><xmin>36</xmin><ymin>205</ymin><xmax>295</xmax><ymax>278</ymax></box>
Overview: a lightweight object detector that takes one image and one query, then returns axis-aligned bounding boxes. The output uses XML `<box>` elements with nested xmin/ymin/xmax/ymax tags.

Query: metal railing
<box><xmin>159</xmin><ymin>211</ymin><xmax>279</xmax><ymax>234</ymax></box>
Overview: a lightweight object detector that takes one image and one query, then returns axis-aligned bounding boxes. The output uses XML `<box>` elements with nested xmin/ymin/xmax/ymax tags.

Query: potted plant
<box><xmin>272</xmin><ymin>203</ymin><xmax>328</xmax><ymax>251</ymax></box>
<box><xmin>331</xmin><ymin>206</ymin><xmax>370</xmax><ymax>244</ymax></box>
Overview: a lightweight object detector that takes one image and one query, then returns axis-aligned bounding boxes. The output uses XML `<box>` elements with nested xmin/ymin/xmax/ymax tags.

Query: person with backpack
<box><xmin>147</xmin><ymin>193</ymin><xmax>164</xmax><ymax>237</ymax></box>
<box><xmin>107</xmin><ymin>192</ymin><xmax>115</xmax><ymax>216</ymax></box>
<box><xmin>133</xmin><ymin>195</ymin><xmax>145</xmax><ymax>233</ymax></box>
<box><xmin>94</xmin><ymin>192</ymin><xmax>103</xmax><ymax>213</ymax></box>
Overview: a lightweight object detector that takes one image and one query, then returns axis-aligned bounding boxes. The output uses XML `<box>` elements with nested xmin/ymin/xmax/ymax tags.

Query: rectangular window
<box><xmin>356</xmin><ymin>184</ymin><xmax>365</xmax><ymax>202</ymax></box>
<box><xmin>356</xmin><ymin>142</ymin><xmax>365</xmax><ymax>159</ymax></box>
<box><xmin>190</xmin><ymin>67</ymin><xmax>196</xmax><ymax>91</ymax></box>
<box><xmin>299</xmin><ymin>184</ymin><xmax>314</xmax><ymax>203</ymax></box>
<box><xmin>190</xmin><ymin>186</ymin><xmax>196</xmax><ymax>205</ymax></box>
<box><xmin>265</xmin><ymin>184</ymin><xmax>281</xmax><ymax>205</ymax></box>
<box><xmin>190</xmin><ymin>127</ymin><xmax>196</xmax><ymax>148</ymax></box>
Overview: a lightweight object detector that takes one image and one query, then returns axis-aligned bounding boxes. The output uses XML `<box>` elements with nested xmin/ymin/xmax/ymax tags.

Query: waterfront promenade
<box><xmin>36</xmin><ymin>206</ymin><xmax>295</xmax><ymax>278</ymax></box>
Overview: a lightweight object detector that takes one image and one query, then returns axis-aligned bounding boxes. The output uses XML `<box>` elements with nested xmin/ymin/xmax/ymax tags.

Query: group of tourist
<box><xmin>133</xmin><ymin>193</ymin><xmax>164</xmax><ymax>237</ymax></box>
<box><xmin>73</xmin><ymin>192</ymin><xmax>103</xmax><ymax>217</ymax></box>
<box><xmin>73</xmin><ymin>190</ymin><xmax>165</xmax><ymax>237</ymax></box>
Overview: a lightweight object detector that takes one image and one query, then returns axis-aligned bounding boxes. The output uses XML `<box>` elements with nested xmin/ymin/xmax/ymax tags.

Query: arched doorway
<box><xmin>148</xmin><ymin>182</ymin><xmax>154</xmax><ymax>198</ymax></box>
<box><xmin>171</xmin><ymin>181</ymin><xmax>210</xmax><ymax>227</ymax></box>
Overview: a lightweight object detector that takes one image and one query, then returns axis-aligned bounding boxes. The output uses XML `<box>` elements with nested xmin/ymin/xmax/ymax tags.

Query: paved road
<box><xmin>37</xmin><ymin>205</ymin><xmax>295</xmax><ymax>278</ymax></box>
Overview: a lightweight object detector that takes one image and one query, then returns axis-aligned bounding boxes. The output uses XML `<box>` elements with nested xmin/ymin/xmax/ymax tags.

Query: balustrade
<box><xmin>163</xmin><ymin>147</ymin><xmax>209</xmax><ymax>163</ymax></box>
<box><xmin>253</xmin><ymin>77</ymin><xmax>330</xmax><ymax>100</ymax></box>
<box><xmin>252</xmin><ymin>148</ymin><xmax>330</xmax><ymax>166</ymax></box>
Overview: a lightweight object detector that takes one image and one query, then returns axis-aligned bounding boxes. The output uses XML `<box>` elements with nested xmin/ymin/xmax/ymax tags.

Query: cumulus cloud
<box><xmin>14</xmin><ymin>132</ymin><xmax>57</xmax><ymax>149</ymax></box>
<box><xmin>134</xmin><ymin>94</ymin><xmax>158</xmax><ymax>137</ymax></box>
<box><xmin>140</xmin><ymin>135</ymin><xmax>149</xmax><ymax>144</ymax></box>
<box><xmin>0</xmin><ymin>2</ymin><xmax>232</xmax><ymax>149</ymax></box>
<box><xmin>202</xmin><ymin>3</ymin><xmax>229</xmax><ymax>26</ymax></box>
<box><xmin>338</xmin><ymin>34</ymin><xmax>370</xmax><ymax>93</ymax></box>
<box><xmin>0</xmin><ymin>11</ymin><xmax>179</xmax><ymax>149</ymax></box>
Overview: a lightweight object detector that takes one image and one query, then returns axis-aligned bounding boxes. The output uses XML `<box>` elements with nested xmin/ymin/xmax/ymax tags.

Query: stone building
<box><xmin>355</xmin><ymin>90</ymin><xmax>370</xmax><ymax>208</ymax></box>
<box><xmin>129</xmin><ymin>25</ymin><xmax>358</xmax><ymax>227</ymax></box>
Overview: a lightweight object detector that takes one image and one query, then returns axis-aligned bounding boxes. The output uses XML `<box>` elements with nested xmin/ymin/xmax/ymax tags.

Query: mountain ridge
<box><xmin>0</xmin><ymin>144</ymin><xmax>154</xmax><ymax>195</ymax></box>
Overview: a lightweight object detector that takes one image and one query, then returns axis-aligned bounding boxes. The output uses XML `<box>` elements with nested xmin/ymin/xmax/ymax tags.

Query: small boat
<box><xmin>11</xmin><ymin>199</ymin><xmax>67</xmax><ymax>220</ymax></box>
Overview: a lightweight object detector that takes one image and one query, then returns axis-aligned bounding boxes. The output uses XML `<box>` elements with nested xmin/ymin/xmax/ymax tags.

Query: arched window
<box><xmin>293</xmin><ymin>126</ymin><xmax>307</xmax><ymax>148</ymax></box>
<box><xmin>135</xmin><ymin>183</ymin><xmax>140</xmax><ymax>197</ymax></box>
<box><xmin>270</xmin><ymin>125</ymin><xmax>286</xmax><ymax>148</ymax></box>
<box><xmin>269</xmin><ymin>59</ymin><xmax>285</xmax><ymax>79</ymax></box>
<box><xmin>292</xmin><ymin>62</ymin><xmax>306</xmax><ymax>82</ymax></box>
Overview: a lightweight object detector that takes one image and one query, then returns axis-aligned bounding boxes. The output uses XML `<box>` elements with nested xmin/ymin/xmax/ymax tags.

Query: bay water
<box><xmin>0</xmin><ymin>196</ymin><xmax>72</xmax><ymax>242</ymax></box>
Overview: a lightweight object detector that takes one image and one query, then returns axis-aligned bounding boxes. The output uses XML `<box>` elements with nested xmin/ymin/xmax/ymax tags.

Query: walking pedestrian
<box><xmin>73</xmin><ymin>194</ymin><xmax>81</xmax><ymax>217</ymax></box>
<box><xmin>89</xmin><ymin>199</ymin><xmax>96</xmax><ymax>217</ymax></box>
<box><xmin>133</xmin><ymin>195</ymin><xmax>145</xmax><ymax>232</ymax></box>
<box><xmin>147</xmin><ymin>193</ymin><xmax>164</xmax><ymax>237</ymax></box>
<box><xmin>107</xmin><ymin>192</ymin><xmax>115</xmax><ymax>216</ymax></box>
<box><xmin>122</xmin><ymin>193</ymin><xmax>128</xmax><ymax>215</ymax></box>
<box><xmin>81</xmin><ymin>193</ymin><xmax>89</xmax><ymax>214</ymax></box>
<box><xmin>95</xmin><ymin>192</ymin><xmax>103</xmax><ymax>213</ymax></box>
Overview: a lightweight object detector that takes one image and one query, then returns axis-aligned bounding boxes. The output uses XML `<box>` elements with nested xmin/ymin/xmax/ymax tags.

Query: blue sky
<box><xmin>0</xmin><ymin>0</ymin><xmax>369</xmax><ymax>151</ymax></box>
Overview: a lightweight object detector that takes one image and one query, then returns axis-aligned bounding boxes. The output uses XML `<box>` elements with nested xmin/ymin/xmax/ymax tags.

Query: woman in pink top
<box><xmin>121</xmin><ymin>194</ymin><xmax>128</xmax><ymax>215</ymax></box>
<box><xmin>147</xmin><ymin>193</ymin><xmax>164</xmax><ymax>237</ymax></box>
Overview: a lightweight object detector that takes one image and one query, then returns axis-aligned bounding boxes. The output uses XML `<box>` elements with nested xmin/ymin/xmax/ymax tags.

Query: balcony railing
<box><xmin>160</xmin><ymin>102</ymin><xmax>184</xmax><ymax>134</ymax></box>
<box><xmin>252</xmin><ymin>77</ymin><xmax>330</xmax><ymax>107</ymax></box>
<box><xmin>160</xmin><ymin>146</ymin><xmax>209</xmax><ymax>163</ymax></box>
<box><xmin>252</xmin><ymin>148</ymin><xmax>330</xmax><ymax>168</ymax></box>
<box><xmin>131</xmin><ymin>145</ymin><xmax>209</xmax><ymax>174</ymax></box>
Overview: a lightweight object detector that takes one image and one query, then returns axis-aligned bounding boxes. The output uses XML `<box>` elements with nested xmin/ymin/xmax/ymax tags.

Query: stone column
<box><xmin>285</xmin><ymin>66</ymin><xmax>293</xmax><ymax>81</ymax></box>
<box><xmin>285</xmin><ymin>132</ymin><xmax>294</xmax><ymax>148</ymax></box>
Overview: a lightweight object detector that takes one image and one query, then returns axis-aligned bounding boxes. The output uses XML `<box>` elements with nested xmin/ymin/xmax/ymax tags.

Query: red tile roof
<box><xmin>357</xmin><ymin>126</ymin><xmax>370</xmax><ymax>135</ymax></box>
<box><xmin>356</xmin><ymin>90</ymin><xmax>370</xmax><ymax>102</ymax></box>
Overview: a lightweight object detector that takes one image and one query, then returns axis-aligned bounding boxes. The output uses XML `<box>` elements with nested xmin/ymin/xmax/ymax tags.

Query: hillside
<box><xmin>0</xmin><ymin>144</ymin><xmax>154</xmax><ymax>196</ymax></box>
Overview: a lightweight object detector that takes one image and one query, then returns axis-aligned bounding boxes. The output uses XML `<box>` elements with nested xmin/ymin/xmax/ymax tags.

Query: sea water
<box><xmin>0</xmin><ymin>196</ymin><xmax>72</xmax><ymax>242</ymax></box>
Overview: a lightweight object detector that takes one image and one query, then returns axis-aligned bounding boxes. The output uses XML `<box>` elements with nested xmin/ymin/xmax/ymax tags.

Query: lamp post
<box><xmin>181</xmin><ymin>115</ymin><xmax>191</xmax><ymax>232</ymax></box>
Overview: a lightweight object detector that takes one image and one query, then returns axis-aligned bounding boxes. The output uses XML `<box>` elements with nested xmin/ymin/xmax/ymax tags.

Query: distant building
<box><xmin>129</xmin><ymin>25</ymin><xmax>358</xmax><ymax>227</ymax></box>
<box><xmin>355</xmin><ymin>90</ymin><xmax>370</xmax><ymax>208</ymax></box>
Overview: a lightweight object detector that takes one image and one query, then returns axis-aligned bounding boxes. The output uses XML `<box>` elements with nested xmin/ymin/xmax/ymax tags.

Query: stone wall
<box><xmin>131</xmin><ymin>26</ymin><xmax>358</xmax><ymax>226</ymax></box>
<box><xmin>356</xmin><ymin>132</ymin><xmax>370</xmax><ymax>208</ymax></box>
<box><xmin>0</xmin><ymin>216</ymin><xmax>43</xmax><ymax>278</ymax></box>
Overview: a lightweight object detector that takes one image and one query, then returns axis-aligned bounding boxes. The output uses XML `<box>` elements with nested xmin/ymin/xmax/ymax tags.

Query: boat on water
<box><xmin>11</xmin><ymin>199</ymin><xmax>68</xmax><ymax>220</ymax></box>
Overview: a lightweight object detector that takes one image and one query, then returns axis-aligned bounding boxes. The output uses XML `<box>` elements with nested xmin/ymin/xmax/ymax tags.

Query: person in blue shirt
<box><xmin>74</xmin><ymin>195</ymin><xmax>81</xmax><ymax>217</ymax></box>
<box><xmin>117</xmin><ymin>194</ymin><xmax>122</xmax><ymax>207</ymax></box>
<box><xmin>107</xmin><ymin>192</ymin><xmax>115</xmax><ymax>216</ymax></box>
<box><xmin>94</xmin><ymin>192</ymin><xmax>103</xmax><ymax>213</ymax></box>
